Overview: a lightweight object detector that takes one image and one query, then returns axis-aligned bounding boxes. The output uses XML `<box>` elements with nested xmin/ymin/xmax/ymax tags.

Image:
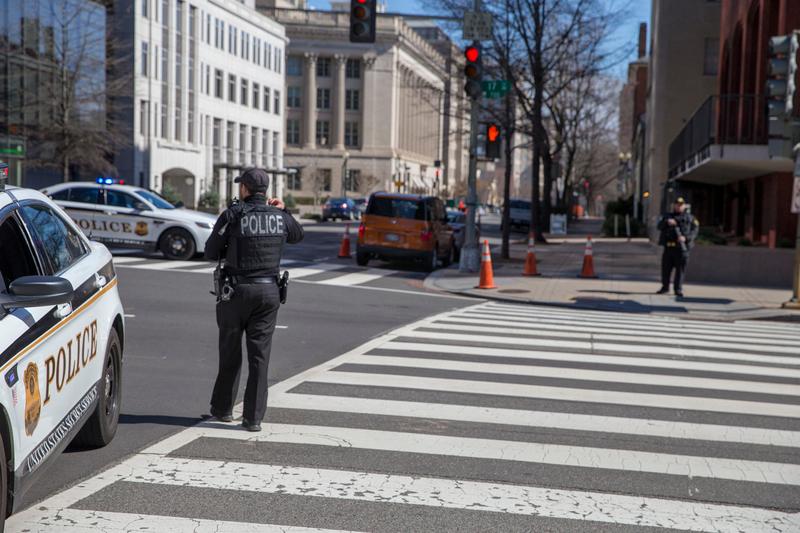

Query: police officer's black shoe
<box><xmin>208</xmin><ymin>408</ymin><xmax>233</xmax><ymax>423</ymax></box>
<box><xmin>656</xmin><ymin>287</ymin><xmax>669</xmax><ymax>295</ymax></box>
<box><xmin>675</xmin><ymin>291</ymin><xmax>684</xmax><ymax>298</ymax></box>
<box><xmin>242</xmin><ymin>419</ymin><xmax>262</xmax><ymax>432</ymax></box>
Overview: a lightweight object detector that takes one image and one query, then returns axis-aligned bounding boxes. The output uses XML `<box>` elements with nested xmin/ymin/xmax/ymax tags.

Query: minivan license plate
<box><xmin>384</xmin><ymin>233</ymin><xmax>400</xmax><ymax>242</ymax></box>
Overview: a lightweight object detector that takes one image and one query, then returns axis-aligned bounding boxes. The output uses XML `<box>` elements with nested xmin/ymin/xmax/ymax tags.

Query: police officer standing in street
<box><xmin>204</xmin><ymin>168</ymin><xmax>304</xmax><ymax>431</ymax></box>
<box><xmin>657</xmin><ymin>197</ymin><xmax>699</xmax><ymax>298</ymax></box>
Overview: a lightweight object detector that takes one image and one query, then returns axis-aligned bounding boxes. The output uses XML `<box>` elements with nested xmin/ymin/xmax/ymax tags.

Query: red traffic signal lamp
<box><xmin>464</xmin><ymin>44</ymin><xmax>482</xmax><ymax>99</ymax></box>
<box><xmin>485</xmin><ymin>123</ymin><xmax>501</xmax><ymax>159</ymax></box>
<box><xmin>350</xmin><ymin>0</ymin><xmax>376</xmax><ymax>43</ymax></box>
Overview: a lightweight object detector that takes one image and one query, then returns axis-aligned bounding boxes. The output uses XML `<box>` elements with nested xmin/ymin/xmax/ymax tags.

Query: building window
<box><xmin>345</xmin><ymin>169</ymin><xmax>360</xmax><ymax>191</ymax></box>
<box><xmin>161</xmin><ymin>46</ymin><xmax>168</xmax><ymax>81</ymax></box>
<box><xmin>250</xmin><ymin>128</ymin><xmax>258</xmax><ymax>165</ymax></box>
<box><xmin>160</xmin><ymin>104</ymin><xmax>168</xmax><ymax>138</ymax></box>
<box><xmin>141</xmin><ymin>0</ymin><xmax>148</xmax><ymax>18</ymax></box>
<box><xmin>275</xmin><ymin>48</ymin><xmax>282</xmax><ymax>74</ymax></box>
<box><xmin>141</xmin><ymin>41</ymin><xmax>148</xmax><ymax>76</ymax></box>
<box><xmin>266</xmin><ymin>42</ymin><xmax>272</xmax><ymax>70</ymax></box>
<box><xmin>316</xmin><ymin>88</ymin><xmax>331</xmax><ymax>109</ymax></box>
<box><xmin>287</xmin><ymin>119</ymin><xmax>300</xmax><ymax>145</ymax></box>
<box><xmin>214</xmin><ymin>69</ymin><xmax>223</xmax><ymax>98</ymax></box>
<box><xmin>226</xmin><ymin>121</ymin><xmax>235</xmax><ymax>162</ymax></box>
<box><xmin>345</xmin><ymin>121</ymin><xmax>360</xmax><ymax>147</ymax></box>
<box><xmin>139</xmin><ymin>100</ymin><xmax>149</xmax><ymax>136</ymax></box>
<box><xmin>262</xmin><ymin>129</ymin><xmax>270</xmax><ymax>167</ymax></box>
<box><xmin>316</xmin><ymin>120</ymin><xmax>330</xmax><ymax>145</ymax></box>
<box><xmin>287</xmin><ymin>86</ymin><xmax>301</xmax><ymax>108</ymax></box>
<box><xmin>287</xmin><ymin>56</ymin><xmax>302</xmax><ymax>76</ymax></box>
<box><xmin>243</xmin><ymin>32</ymin><xmax>250</xmax><ymax>60</ymax></box>
<box><xmin>213</xmin><ymin>118</ymin><xmax>221</xmax><ymax>162</ymax></box>
<box><xmin>241</xmin><ymin>78</ymin><xmax>248</xmax><ymax>106</ymax></box>
<box><xmin>703</xmin><ymin>37</ymin><xmax>719</xmax><ymax>76</ymax></box>
<box><xmin>316</xmin><ymin>57</ymin><xmax>331</xmax><ymax>77</ymax></box>
<box><xmin>345</xmin><ymin>89</ymin><xmax>360</xmax><ymax>111</ymax></box>
<box><xmin>254</xmin><ymin>38</ymin><xmax>261</xmax><ymax>65</ymax></box>
<box><xmin>253</xmin><ymin>83</ymin><xmax>260</xmax><ymax>109</ymax></box>
<box><xmin>287</xmin><ymin>171</ymin><xmax>302</xmax><ymax>191</ymax></box>
<box><xmin>263</xmin><ymin>87</ymin><xmax>271</xmax><ymax>112</ymax></box>
<box><xmin>274</xmin><ymin>90</ymin><xmax>281</xmax><ymax>114</ymax></box>
<box><xmin>238</xmin><ymin>124</ymin><xmax>247</xmax><ymax>163</ymax></box>
<box><xmin>346</xmin><ymin>58</ymin><xmax>360</xmax><ymax>79</ymax></box>
<box><xmin>319</xmin><ymin>169</ymin><xmax>332</xmax><ymax>191</ymax></box>
<box><xmin>272</xmin><ymin>131</ymin><xmax>279</xmax><ymax>168</ymax></box>
<box><xmin>228</xmin><ymin>74</ymin><xmax>236</xmax><ymax>102</ymax></box>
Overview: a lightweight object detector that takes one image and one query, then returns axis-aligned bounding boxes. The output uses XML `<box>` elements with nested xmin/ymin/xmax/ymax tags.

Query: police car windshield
<box><xmin>135</xmin><ymin>190</ymin><xmax>175</xmax><ymax>210</ymax></box>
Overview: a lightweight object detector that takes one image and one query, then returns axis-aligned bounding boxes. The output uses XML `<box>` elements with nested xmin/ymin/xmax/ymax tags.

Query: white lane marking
<box><xmin>123</xmin><ymin>314</ymin><xmax>136</xmax><ymax>318</ymax></box>
<box><xmin>308</xmin><ymin>371</ymin><xmax>800</xmax><ymax>419</ymax></box>
<box><xmin>276</xmin><ymin>325</ymin><xmax>288</xmax><ymax>329</ymax></box>
<box><xmin>270</xmin><ymin>393</ymin><xmax>800</xmax><ymax>448</ymax></box>
<box><xmin>128</xmin><ymin>260</ymin><xmax>204</xmax><ymax>270</ymax></box>
<box><xmin>292</xmin><ymin>279</ymin><xmax>480</xmax><ymax>300</ymax></box>
<box><xmin>317</xmin><ymin>268</ymin><xmax>395</xmax><ymax>286</ymax></box>
<box><xmin>153</xmin><ymin>423</ymin><xmax>800</xmax><ymax>485</ymax></box>
<box><xmin>286</xmin><ymin>263</ymin><xmax>349</xmax><ymax>279</ymax></box>
<box><xmin>438</xmin><ymin>315</ymin><xmax>800</xmax><ymax>348</ymax></box>
<box><xmin>111</xmin><ymin>256</ymin><xmax>148</xmax><ymax>264</ymax></box>
<box><xmin>395</xmin><ymin>329</ymin><xmax>800</xmax><ymax>367</ymax></box>
<box><xmin>380</xmin><ymin>341</ymin><xmax>800</xmax><ymax>380</ymax></box>
<box><xmin>347</xmin><ymin>354</ymin><xmax>800</xmax><ymax>397</ymax></box>
<box><xmin>11</xmin><ymin>509</ymin><xmax>353</xmax><ymax>533</ymax></box>
<box><xmin>98</xmin><ymin>454</ymin><xmax>800</xmax><ymax>533</ymax></box>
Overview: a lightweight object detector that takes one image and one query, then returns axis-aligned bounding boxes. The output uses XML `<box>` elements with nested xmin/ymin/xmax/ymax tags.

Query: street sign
<box><xmin>792</xmin><ymin>175</ymin><xmax>800</xmax><ymax>214</ymax></box>
<box><xmin>463</xmin><ymin>12</ymin><xmax>492</xmax><ymax>41</ymax></box>
<box><xmin>482</xmin><ymin>80</ymin><xmax>510</xmax><ymax>99</ymax></box>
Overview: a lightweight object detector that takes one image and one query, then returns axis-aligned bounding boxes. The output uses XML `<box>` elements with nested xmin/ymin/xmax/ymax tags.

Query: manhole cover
<box><xmin>497</xmin><ymin>289</ymin><xmax>530</xmax><ymax>294</ymax></box>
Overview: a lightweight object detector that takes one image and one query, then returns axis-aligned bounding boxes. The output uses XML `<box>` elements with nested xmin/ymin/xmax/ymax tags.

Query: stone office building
<box><xmin>258</xmin><ymin>1</ymin><xmax>464</xmax><ymax>202</ymax></box>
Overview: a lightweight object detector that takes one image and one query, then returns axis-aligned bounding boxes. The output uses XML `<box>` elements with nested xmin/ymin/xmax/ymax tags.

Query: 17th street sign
<box><xmin>482</xmin><ymin>80</ymin><xmax>511</xmax><ymax>99</ymax></box>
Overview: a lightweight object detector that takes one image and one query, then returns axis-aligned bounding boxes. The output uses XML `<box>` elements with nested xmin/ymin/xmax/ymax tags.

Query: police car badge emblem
<box><xmin>24</xmin><ymin>363</ymin><xmax>41</xmax><ymax>436</ymax></box>
<box><xmin>134</xmin><ymin>221</ymin><xmax>149</xmax><ymax>236</ymax></box>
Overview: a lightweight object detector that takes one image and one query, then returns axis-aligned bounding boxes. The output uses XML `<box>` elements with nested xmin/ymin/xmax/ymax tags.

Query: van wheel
<box><xmin>160</xmin><ymin>228</ymin><xmax>196</xmax><ymax>260</ymax></box>
<box><xmin>441</xmin><ymin>242</ymin><xmax>453</xmax><ymax>267</ymax></box>
<box><xmin>356</xmin><ymin>250</ymin><xmax>369</xmax><ymax>266</ymax></box>
<box><xmin>74</xmin><ymin>328</ymin><xmax>122</xmax><ymax>448</ymax></box>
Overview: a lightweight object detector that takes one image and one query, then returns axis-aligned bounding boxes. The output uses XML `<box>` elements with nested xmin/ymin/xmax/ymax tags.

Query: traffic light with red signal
<box><xmin>485</xmin><ymin>123</ymin><xmax>501</xmax><ymax>159</ymax></box>
<box><xmin>349</xmin><ymin>0</ymin><xmax>376</xmax><ymax>43</ymax></box>
<box><xmin>464</xmin><ymin>44</ymin><xmax>482</xmax><ymax>99</ymax></box>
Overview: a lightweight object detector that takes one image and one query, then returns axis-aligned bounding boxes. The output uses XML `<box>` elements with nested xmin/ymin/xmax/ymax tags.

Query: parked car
<box><xmin>446</xmin><ymin>210</ymin><xmax>481</xmax><ymax>261</ymax></box>
<box><xmin>322</xmin><ymin>198</ymin><xmax>359</xmax><ymax>221</ymax></box>
<box><xmin>0</xmin><ymin>183</ymin><xmax>125</xmax><ymax>528</ymax></box>
<box><xmin>41</xmin><ymin>179</ymin><xmax>218</xmax><ymax>260</ymax></box>
<box><xmin>501</xmin><ymin>199</ymin><xmax>533</xmax><ymax>232</ymax></box>
<box><xmin>357</xmin><ymin>193</ymin><xmax>454</xmax><ymax>271</ymax></box>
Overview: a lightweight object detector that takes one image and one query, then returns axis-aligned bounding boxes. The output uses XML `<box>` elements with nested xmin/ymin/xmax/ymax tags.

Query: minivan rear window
<box><xmin>367</xmin><ymin>197</ymin><xmax>425</xmax><ymax>220</ymax></box>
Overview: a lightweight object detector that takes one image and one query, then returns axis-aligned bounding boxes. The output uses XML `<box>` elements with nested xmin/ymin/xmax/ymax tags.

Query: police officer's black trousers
<box><xmin>661</xmin><ymin>247</ymin><xmax>688</xmax><ymax>293</ymax></box>
<box><xmin>211</xmin><ymin>282</ymin><xmax>280</xmax><ymax>423</ymax></box>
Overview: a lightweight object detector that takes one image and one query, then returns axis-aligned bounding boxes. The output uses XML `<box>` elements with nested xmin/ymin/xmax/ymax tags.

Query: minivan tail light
<box><xmin>420</xmin><ymin>230</ymin><xmax>433</xmax><ymax>242</ymax></box>
<box><xmin>358</xmin><ymin>223</ymin><xmax>366</xmax><ymax>240</ymax></box>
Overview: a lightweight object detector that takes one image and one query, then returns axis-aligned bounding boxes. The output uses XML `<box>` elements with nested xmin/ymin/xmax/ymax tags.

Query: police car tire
<box><xmin>0</xmin><ymin>431</ymin><xmax>6</xmax><ymax>528</ymax></box>
<box><xmin>160</xmin><ymin>228</ymin><xmax>196</xmax><ymax>261</ymax></box>
<box><xmin>74</xmin><ymin>329</ymin><xmax>122</xmax><ymax>448</ymax></box>
<box><xmin>356</xmin><ymin>250</ymin><xmax>369</xmax><ymax>266</ymax></box>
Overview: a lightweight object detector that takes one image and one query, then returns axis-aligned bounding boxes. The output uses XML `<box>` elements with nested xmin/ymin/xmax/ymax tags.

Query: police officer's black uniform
<box><xmin>657</xmin><ymin>198</ymin><xmax>698</xmax><ymax>297</ymax></box>
<box><xmin>204</xmin><ymin>169</ymin><xmax>303</xmax><ymax>431</ymax></box>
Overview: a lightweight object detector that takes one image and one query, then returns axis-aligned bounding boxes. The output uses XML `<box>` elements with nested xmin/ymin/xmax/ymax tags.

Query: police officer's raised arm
<box><xmin>204</xmin><ymin>210</ymin><xmax>232</xmax><ymax>260</ymax></box>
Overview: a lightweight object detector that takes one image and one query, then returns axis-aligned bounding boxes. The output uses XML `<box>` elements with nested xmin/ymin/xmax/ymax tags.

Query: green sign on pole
<box><xmin>482</xmin><ymin>80</ymin><xmax>511</xmax><ymax>99</ymax></box>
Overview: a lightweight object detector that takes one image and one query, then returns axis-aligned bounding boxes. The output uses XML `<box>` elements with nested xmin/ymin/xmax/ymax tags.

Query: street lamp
<box><xmin>342</xmin><ymin>151</ymin><xmax>350</xmax><ymax>199</ymax></box>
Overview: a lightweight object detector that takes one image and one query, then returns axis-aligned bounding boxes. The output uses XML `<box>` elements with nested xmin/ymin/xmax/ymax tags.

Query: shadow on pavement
<box><xmin>117</xmin><ymin>413</ymin><xmax>202</xmax><ymax>428</ymax></box>
<box><xmin>570</xmin><ymin>297</ymin><xmax>689</xmax><ymax>314</ymax></box>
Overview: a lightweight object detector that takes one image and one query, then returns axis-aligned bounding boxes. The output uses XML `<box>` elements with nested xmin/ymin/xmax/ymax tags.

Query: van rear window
<box><xmin>367</xmin><ymin>197</ymin><xmax>425</xmax><ymax>220</ymax></box>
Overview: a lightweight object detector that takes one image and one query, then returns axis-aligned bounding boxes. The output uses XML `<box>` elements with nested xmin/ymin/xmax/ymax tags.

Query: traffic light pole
<box><xmin>784</xmin><ymin>146</ymin><xmax>800</xmax><ymax>309</ymax></box>
<box><xmin>459</xmin><ymin>0</ymin><xmax>483</xmax><ymax>273</ymax></box>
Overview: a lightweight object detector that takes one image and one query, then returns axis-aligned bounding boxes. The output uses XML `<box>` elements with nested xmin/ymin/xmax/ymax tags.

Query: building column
<box><xmin>333</xmin><ymin>55</ymin><xmax>346</xmax><ymax>150</ymax></box>
<box><xmin>361</xmin><ymin>55</ymin><xmax>377</xmax><ymax>149</ymax></box>
<box><xmin>303</xmin><ymin>53</ymin><xmax>317</xmax><ymax>149</ymax></box>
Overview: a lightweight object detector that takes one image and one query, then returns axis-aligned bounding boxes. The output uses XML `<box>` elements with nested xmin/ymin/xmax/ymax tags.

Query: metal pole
<box><xmin>459</xmin><ymin>0</ymin><xmax>482</xmax><ymax>273</ymax></box>
<box><xmin>784</xmin><ymin>148</ymin><xmax>800</xmax><ymax>309</ymax></box>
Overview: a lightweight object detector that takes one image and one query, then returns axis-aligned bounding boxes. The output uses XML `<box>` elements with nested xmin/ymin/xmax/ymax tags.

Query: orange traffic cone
<box><xmin>338</xmin><ymin>224</ymin><xmax>351</xmax><ymax>258</ymax></box>
<box><xmin>475</xmin><ymin>240</ymin><xmax>497</xmax><ymax>289</ymax></box>
<box><xmin>578</xmin><ymin>236</ymin><xmax>598</xmax><ymax>278</ymax></box>
<box><xmin>523</xmin><ymin>233</ymin><xmax>541</xmax><ymax>276</ymax></box>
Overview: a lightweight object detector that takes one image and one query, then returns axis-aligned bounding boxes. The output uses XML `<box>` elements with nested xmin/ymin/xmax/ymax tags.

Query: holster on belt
<box><xmin>278</xmin><ymin>271</ymin><xmax>289</xmax><ymax>304</ymax></box>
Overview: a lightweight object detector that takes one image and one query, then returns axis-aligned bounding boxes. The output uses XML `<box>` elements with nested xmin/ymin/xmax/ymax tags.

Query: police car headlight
<box><xmin>195</xmin><ymin>221</ymin><xmax>213</xmax><ymax>229</ymax></box>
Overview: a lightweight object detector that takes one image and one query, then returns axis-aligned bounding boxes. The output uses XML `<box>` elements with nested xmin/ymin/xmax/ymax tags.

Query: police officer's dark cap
<box><xmin>235</xmin><ymin>168</ymin><xmax>269</xmax><ymax>193</ymax></box>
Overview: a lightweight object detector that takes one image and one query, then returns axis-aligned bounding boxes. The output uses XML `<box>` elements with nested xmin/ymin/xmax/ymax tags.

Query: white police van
<box><xmin>0</xmin><ymin>169</ymin><xmax>124</xmax><ymax>527</ymax></box>
<box><xmin>42</xmin><ymin>179</ymin><xmax>218</xmax><ymax>260</ymax></box>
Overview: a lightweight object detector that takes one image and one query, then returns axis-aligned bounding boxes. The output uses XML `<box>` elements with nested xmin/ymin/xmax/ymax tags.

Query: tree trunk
<box><xmin>542</xmin><ymin>150</ymin><xmax>553</xmax><ymax>232</ymax></box>
<box><xmin>501</xmin><ymin>96</ymin><xmax>514</xmax><ymax>259</ymax></box>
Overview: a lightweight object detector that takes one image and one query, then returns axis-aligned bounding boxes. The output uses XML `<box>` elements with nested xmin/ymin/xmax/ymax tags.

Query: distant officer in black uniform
<box><xmin>204</xmin><ymin>168</ymin><xmax>304</xmax><ymax>431</ymax></box>
<box><xmin>657</xmin><ymin>197</ymin><xmax>699</xmax><ymax>298</ymax></box>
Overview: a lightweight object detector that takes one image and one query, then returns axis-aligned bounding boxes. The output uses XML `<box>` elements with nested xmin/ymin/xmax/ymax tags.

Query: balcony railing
<box><xmin>668</xmin><ymin>94</ymin><xmax>767</xmax><ymax>178</ymax></box>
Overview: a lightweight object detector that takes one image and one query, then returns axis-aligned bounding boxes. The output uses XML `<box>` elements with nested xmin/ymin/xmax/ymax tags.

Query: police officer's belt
<box><xmin>666</xmin><ymin>242</ymin><xmax>677</xmax><ymax>247</ymax></box>
<box><xmin>231</xmin><ymin>276</ymin><xmax>277</xmax><ymax>285</ymax></box>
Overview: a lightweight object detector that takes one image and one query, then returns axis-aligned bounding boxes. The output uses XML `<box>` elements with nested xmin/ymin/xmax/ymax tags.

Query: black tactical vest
<box><xmin>224</xmin><ymin>202</ymin><xmax>286</xmax><ymax>274</ymax></box>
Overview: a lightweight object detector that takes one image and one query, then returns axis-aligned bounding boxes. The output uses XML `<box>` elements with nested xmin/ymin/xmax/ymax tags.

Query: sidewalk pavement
<box><xmin>426</xmin><ymin>236</ymin><xmax>800</xmax><ymax>322</ymax></box>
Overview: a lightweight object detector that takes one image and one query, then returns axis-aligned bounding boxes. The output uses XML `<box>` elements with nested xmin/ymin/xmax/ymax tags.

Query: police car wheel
<box><xmin>0</xmin><ymin>432</ymin><xmax>6</xmax><ymax>526</ymax></box>
<box><xmin>160</xmin><ymin>228</ymin><xmax>196</xmax><ymax>261</ymax></box>
<box><xmin>74</xmin><ymin>328</ymin><xmax>122</xmax><ymax>448</ymax></box>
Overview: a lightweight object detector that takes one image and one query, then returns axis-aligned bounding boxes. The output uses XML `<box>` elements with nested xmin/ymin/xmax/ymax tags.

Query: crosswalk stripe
<box><xmin>12</xmin><ymin>509</ymin><xmax>351</xmax><ymax>533</ymax></box>
<box><xmin>114</xmin><ymin>454</ymin><xmax>800</xmax><ymax>532</ymax></box>
<box><xmin>379</xmin><ymin>341</ymin><xmax>800</xmax><ymax>379</ymax></box>
<box><xmin>438</xmin><ymin>315</ymin><xmax>800</xmax><ymax>347</ymax></box>
<box><xmin>346</xmin><ymin>354</ymin><xmax>800</xmax><ymax>397</ymax></box>
<box><xmin>270</xmin><ymin>393</ymin><xmax>800</xmax><ymax>447</ymax></box>
<box><xmin>397</xmin><ymin>329</ymin><xmax>800</xmax><ymax>366</ymax></box>
<box><xmin>310</xmin><ymin>371</ymin><xmax>800</xmax><ymax>418</ymax></box>
<box><xmin>317</xmin><ymin>268</ymin><xmax>395</xmax><ymax>286</ymax></box>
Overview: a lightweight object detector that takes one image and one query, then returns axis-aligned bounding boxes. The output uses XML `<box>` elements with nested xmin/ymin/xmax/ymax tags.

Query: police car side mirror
<box><xmin>0</xmin><ymin>276</ymin><xmax>73</xmax><ymax>310</ymax></box>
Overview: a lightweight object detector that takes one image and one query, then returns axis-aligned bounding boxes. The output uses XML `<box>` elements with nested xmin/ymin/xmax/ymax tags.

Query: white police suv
<box><xmin>42</xmin><ymin>179</ymin><xmax>218</xmax><ymax>260</ymax></box>
<box><xmin>0</xmin><ymin>173</ymin><xmax>124</xmax><ymax>526</ymax></box>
